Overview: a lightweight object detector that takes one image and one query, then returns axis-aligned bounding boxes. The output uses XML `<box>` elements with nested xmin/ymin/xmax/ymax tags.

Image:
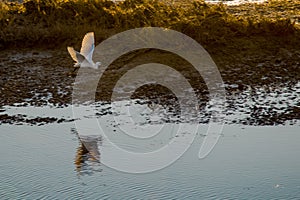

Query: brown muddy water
<box><xmin>0</xmin><ymin>48</ymin><xmax>299</xmax><ymax>199</ymax></box>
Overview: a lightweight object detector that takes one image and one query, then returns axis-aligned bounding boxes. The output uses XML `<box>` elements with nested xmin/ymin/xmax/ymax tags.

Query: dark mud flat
<box><xmin>0</xmin><ymin>47</ymin><xmax>299</xmax><ymax>126</ymax></box>
<box><xmin>0</xmin><ymin>49</ymin><xmax>74</xmax><ymax>106</ymax></box>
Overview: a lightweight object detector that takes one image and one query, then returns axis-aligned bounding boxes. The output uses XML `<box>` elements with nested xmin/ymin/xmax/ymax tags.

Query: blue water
<box><xmin>1</xmin><ymin>119</ymin><xmax>299</xmax><ymax>199</ymax></box>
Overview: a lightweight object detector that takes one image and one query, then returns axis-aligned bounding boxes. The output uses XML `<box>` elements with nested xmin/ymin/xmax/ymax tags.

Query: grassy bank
<box><xmin>0</xmin><ymin>0</ymin><xmax>299</xmax><ymax>49</ymax></box>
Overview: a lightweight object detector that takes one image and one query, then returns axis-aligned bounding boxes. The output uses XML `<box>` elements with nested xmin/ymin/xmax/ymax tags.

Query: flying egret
<box><xmin>67</xmin><ymin>32</ymin><xmax>101</xmax><ymax>69</ymax></box>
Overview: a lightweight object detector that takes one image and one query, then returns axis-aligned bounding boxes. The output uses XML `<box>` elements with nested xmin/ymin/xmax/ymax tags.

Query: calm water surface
<box><xmin>1</xmin><ymin>118</ymin><xmax>299</xmax><ymax>199</ymax></box>
<box><xmin>0</xmin><ymin>68</ymin><xmax>299</xmax><ymax>198</ymax></box>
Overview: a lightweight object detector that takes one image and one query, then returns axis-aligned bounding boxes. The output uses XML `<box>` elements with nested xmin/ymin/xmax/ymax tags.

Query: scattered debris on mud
<box><xmin>0</xmin><ymin>48</ymin><xmax>299</xmax><ymax>126</ymax></box>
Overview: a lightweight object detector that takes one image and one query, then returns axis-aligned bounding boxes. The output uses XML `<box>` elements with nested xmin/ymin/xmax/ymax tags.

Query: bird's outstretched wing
<box><xmin>80</xmin><ymin>32</ymin><xmax>95</xmax><ymax>60</ymax></box>
<box><xmin>76</xmin><ymin>52</ymin><xmax>86</xmax><ymax>63</ymax></box>
<box><xmin>67</xmin><ymin>47</ymin><xmax>78</xmax><ymax>62</ymax></box>
<box><xmin>86</xmin><ymin>43</ymin><xmax>95</xmax><ymax>63</ymax></box>
<box><xmin>68</xmin><ymin>46</ymin><xmax>86</xmax><ymax>64</ymax></box>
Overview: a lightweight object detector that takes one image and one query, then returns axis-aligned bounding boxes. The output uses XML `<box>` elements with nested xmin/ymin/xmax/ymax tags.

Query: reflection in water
<box><xmin>74</xmin><ymin>135</ymin><xmax>102</xmax><ymax>175</ymax></box>
<box><xmin>1</xmin><ymin>82</ymin><xmax>299</xmax><ymax>126</ymax></box>
<box><xmin>71</xmin><ymin>79</ymin><xmax>300</xmax><ymax>172</ymax></box>
<box><xmin>1</xmin><ymin>121</ymin><xmax>300</xmax><ymax>198</ymax></box>
<box><xmin>74</xmin><ymin>142</ymin><xmax>89</xmax><ymax>173</ymax></box>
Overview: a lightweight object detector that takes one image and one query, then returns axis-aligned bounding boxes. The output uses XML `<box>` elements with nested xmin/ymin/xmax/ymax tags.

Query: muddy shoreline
<box><xmin>0</xmin><ymin>46</ymin><xmax>299</xmax><ymax>126</ymax></box>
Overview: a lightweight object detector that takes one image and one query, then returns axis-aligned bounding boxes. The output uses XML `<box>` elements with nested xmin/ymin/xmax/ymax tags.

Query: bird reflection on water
<box><xmin>74</xmin><ymin>135</ymin><xmax>102</xmax><ymax>175</ymax></box>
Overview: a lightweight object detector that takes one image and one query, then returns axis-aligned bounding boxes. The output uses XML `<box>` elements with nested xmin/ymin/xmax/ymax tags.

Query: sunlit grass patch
<box><xmin>0</xmin><ymin>0</ymin><xmax>299</xmax><ymax>49</ymax></box>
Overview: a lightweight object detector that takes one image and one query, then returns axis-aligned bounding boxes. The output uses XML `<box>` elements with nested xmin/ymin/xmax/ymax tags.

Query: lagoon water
<box><xmin>0</xmin><ymin>78</ymin><xmax>300</xmax><ymax>199</ymax></box>
<box><xmin>0</xmin><ymin>103</ymin><xmax>300</xmax><ymax>199</ymax></box>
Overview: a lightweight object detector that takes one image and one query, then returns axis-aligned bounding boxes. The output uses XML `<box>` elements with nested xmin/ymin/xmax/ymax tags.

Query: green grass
<box><xmin>0</xmin><ymin>0</ymin><xmax>299</xmax><ymax>49</ymax></box>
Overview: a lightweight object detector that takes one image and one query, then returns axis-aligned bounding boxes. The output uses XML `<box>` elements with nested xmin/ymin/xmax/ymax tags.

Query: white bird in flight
<box><xmin>67</xmin><ymin>32</ymin><xmax>101</xmax><ymax>69</ymax></box>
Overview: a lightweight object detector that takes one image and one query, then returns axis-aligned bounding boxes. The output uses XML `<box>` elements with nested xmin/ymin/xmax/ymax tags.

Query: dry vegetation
<box><xmin>0</xmin><ymin>0</ymin><xmax>299</xmax><ymax>50</ymax></box>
